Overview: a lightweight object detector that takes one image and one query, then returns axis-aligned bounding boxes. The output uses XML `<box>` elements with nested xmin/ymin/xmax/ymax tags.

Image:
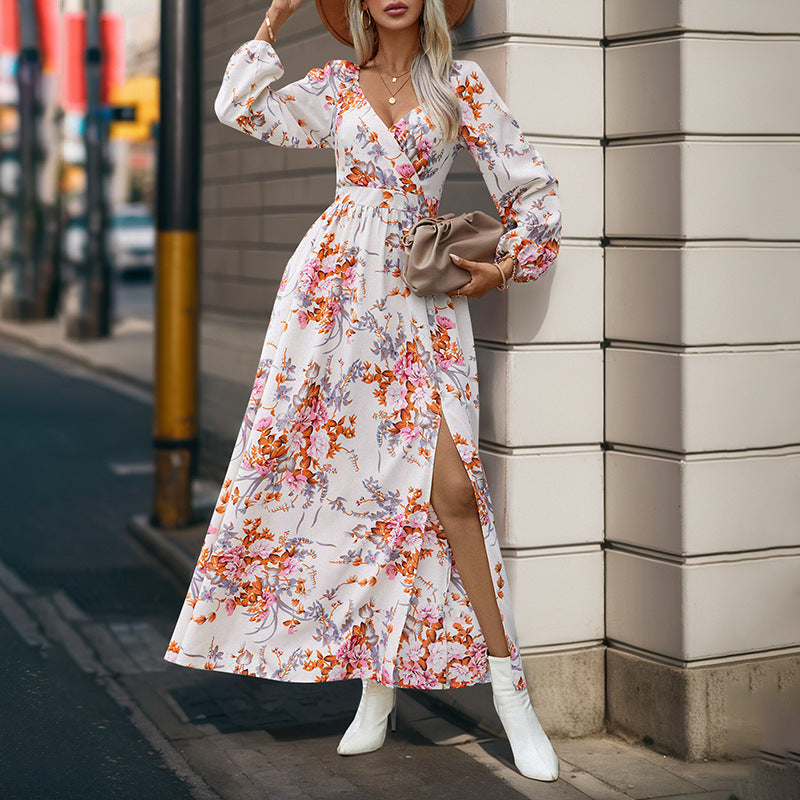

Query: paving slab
<box><xmin>553</xmin><ymin>735</ymin><xmax>722</xmax><ymax>799</ymax></box>
<box><xmin>642</xmin><ymin>754</ymin><xmax>757</xmax><ymax>793</ymax></box>
<box><xmin>646</xmin><ymin>793</ymin><xmax>738</xmax><ymax>800</ymax></box>
<box><xmin>457</xmin><ymin>740</ymin><xmax>592</xmax><ymax>799</ymax></box>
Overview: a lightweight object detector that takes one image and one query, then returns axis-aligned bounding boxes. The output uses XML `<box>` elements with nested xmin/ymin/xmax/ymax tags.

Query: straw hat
<box><xmin>315</xmin><ymin>0</ymin><xmax>474</xmax><ymax>47</ymax></box>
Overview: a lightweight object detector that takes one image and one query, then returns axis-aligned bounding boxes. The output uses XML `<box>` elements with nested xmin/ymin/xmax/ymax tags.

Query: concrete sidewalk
<box><xmin>1</xmin><ymin>314</ymin><xmax>797</xmax><ymax>800</ymax></box>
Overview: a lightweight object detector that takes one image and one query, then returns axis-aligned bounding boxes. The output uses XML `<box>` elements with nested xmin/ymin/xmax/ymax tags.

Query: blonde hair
<box><xmin>348</xmin><ymin>0</ymin><xmax>462</xmax><ymax>143</ymax></box>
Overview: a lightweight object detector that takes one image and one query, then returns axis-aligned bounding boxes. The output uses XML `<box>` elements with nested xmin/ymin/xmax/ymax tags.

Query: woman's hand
<box><xmin>446</xmin><ymin>253</ymin><xmax>512</xmax><ymax>299</ymax></box>
<box><xmin>258</xmin><ymin>1</ymin><xmax>300</xmax><ymax>40</ymax></box>
<box><xmin>270</xmin><ymin>0</ymin><xmax>303</xmax><ymax>12</ymax></box>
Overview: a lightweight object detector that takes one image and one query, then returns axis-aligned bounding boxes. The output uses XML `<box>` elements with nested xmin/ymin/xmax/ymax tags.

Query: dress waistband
<box><xmin>332</xmin><ymin>183</ymin><xmax>439</xmax><ymax>218</ymax></box>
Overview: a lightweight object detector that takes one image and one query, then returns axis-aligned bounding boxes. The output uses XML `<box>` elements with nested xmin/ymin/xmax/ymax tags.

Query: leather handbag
<box><xmin>401</xmin><ymin>210</ymin><xmax>505</xmax><ymax>297</ymax></box>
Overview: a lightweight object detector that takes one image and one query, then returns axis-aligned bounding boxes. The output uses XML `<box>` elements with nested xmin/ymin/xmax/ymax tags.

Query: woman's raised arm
<box><xmin>214</xmin><ymin>2</ymin><xmax>339</xmax><ymax>149</ymax></box>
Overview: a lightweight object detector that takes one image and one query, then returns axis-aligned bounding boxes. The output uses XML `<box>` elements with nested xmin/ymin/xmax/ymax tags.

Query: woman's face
<box><xmin>362</xmin><ymin>0</ymin><xmax>424</xmax><ymax>34</ymax></box>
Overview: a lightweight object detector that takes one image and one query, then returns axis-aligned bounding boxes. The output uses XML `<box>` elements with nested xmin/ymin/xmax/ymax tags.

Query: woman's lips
<box><xmin>384</xmin><ymin>3</ymin><xmax>408</xmax><ymax>14</ymax></box>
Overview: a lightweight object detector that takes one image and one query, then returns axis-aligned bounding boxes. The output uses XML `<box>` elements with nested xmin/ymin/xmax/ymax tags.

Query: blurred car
<box><xmin>63</xmin><ymin>215</ymin><xmax>88</xmax><ymax>275</ymax></box>
<box><xmin>0</xmin><ymin>151</ymin><xmax>19</xmax><ymax>196</ymax></box>
<box><xmin>109</xmin><ymin>204</ymin><xmax>156</xmax><ymax>276</ymax></box>
<box><xmin>62</xmin><ymin>203</ymin><xmax>155</xmax><ymax>277</ymax></box>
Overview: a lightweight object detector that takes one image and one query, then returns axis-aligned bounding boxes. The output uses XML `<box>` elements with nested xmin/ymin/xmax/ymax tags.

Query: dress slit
<box><xmin>434</xmin><ymin>394</ymin><xmax>518</xmax><ymax>659</ymax></box>
<box><xmin>386</xmin><ymin>380</ymin><xmax>518</xmax><ymax>688</ymax></box>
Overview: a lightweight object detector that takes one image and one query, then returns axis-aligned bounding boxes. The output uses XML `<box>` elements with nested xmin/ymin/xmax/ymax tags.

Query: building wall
<box><xmin>603</xmin><ymin>0</ymin><xmax>800</xmax><ymax>759</ymax></box>
<box><xmin>199</xmin><ymin>0</ymin><xmax>799</xmax><ymax>757</ymax></box>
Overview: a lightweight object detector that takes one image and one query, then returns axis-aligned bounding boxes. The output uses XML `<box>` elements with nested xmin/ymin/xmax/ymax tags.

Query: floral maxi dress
<box><xmin>164</xmin><ymin>39</ymin><xmax>561</xmax><ymax>692</ymax></box>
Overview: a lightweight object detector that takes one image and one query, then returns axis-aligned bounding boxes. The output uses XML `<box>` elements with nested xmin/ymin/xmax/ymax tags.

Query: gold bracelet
<box><xmin>509</xmin><ymin>256</ymin><xmax>518</xmax><ymax>282</ymax></box>
<box><xmin>497</xmin><ymin>255</ymin><xmax>518</xmax><ymax>288</ymax></box>
<box><xmin>493</xmin><ymin>261</ymin><xmax>507</xmax><ymax>291</ymax></box>
<box><xmin>264</xmin><ymin>12</ymin><xmax>275</xmax><ymax>43</ymax></box>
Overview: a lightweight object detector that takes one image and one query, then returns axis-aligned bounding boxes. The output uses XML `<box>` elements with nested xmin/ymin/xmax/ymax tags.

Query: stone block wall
<box><xmin>603</xmin><ymin>0</ymin><xmax>800</xmax><ymax>759</ymax></box>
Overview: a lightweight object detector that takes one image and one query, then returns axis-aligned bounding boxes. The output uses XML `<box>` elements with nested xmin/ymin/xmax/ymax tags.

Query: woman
<box><xmin>164</xmin><ymin>0</ymin><xmax>562</xmax><ymax>782</ymax></box>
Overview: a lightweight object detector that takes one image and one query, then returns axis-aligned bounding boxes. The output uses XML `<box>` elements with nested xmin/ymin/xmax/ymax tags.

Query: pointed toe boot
<box><xmin>488</xmin><ymin>655</ymin><xmax>559</xmax><ymax>781</ymax></box>
<box><xmin>337</xmin><ymin>678</ymin><xmax>397</xmax><ymax>756</ymax></box>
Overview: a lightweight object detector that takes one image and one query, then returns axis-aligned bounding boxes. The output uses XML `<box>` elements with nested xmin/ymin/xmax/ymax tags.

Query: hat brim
<box><xmin>315</xmin><ymin>0</ymin><xmax>474</xmax><ymax>48</ymax></box>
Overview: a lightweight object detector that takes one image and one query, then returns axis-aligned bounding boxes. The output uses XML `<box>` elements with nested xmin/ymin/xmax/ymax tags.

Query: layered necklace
<box><xmin>374</xmin><ymin>65</ymin><xmax>413</xmax><ymax>105</ymax></box>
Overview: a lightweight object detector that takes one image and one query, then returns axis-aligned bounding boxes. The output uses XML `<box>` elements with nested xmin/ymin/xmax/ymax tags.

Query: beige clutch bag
<box><xmin>400</xmin><ymin>211</ymin><xmax>506</xmax><ymax>297</ymax></box>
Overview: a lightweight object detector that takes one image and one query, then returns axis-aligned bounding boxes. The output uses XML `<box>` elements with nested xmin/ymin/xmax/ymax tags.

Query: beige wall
<box><xmin>603</xmin><ymin>0</ymin><xmax>800</xmax><ymax>759</ymax></box>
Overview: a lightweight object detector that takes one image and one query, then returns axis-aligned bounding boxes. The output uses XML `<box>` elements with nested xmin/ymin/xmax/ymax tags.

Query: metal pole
<box><xmin>151</xmin><ymin>0</ymin><xmax>200</xmax><ymax>527</ymax></box>
<box><xmin>65</xmin><ymin>0</ymin><xmax>112</xmax><ymax>339</ymax></box>
<box><xmin>0</xmin><ymin>0</ymin><xmax>41</xmax><ymax>320</ymax></box>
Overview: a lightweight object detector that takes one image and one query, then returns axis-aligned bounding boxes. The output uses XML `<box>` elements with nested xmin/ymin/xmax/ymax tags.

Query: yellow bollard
<box><xmin>152</xmin><ymin>230</ymin><xmax>198</xmax><ymax>528</ymax></box>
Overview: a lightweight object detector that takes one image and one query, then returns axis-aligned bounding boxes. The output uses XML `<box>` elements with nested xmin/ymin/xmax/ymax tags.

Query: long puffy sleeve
<box><xmin>214</xmin><ymin>39</ymin><xmax>339</xmax><ymax>149</ymax></box>
<box><xmin>455</xmin><ymin>61</ymin><xmax>562</xmax><ymax>283</ymax></box>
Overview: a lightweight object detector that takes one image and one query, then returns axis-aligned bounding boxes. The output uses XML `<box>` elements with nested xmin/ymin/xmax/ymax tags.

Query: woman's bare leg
<box><xmin>429</xmin><ymin>413</ymin><xmax>510</xmax><ymax>658</ymax></box>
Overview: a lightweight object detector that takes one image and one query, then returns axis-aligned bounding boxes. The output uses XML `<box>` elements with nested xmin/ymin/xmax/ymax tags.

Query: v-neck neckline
<box><xmin>352</xmin><ymin>62</ymin><xmax>423</xmax><ymax>134</ymax></box>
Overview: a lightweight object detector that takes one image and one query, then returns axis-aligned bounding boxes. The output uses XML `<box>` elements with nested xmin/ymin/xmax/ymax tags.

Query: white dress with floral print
<box><xmin>165</xmin><ymin>39</ymin><xmax>561</xmax><ymax>692</ymax></box>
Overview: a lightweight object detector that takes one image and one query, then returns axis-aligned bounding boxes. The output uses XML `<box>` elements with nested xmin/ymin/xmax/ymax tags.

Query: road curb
<box><xmin>127</xmin><ymin>513</ymin><xmax>206</xmax><ymax>586</ymax></box>
<box><xmin>0</xmin><ymin>318</ymin><xmax>154</xmax><ymax>396</ymax></box>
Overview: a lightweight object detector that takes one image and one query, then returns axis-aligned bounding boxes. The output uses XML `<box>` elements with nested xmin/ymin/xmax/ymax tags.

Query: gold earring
<box><xmin>360</xmin><ymin>7</ymin><xmax>372</xmax><ymax>29</ymax></box>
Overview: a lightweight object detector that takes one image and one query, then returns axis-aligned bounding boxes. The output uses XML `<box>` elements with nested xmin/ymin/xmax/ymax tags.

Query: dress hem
<box><xmin>163</xmin><ymin>651</ymin><xmax>492</xmax><ymax>691</ymax></box>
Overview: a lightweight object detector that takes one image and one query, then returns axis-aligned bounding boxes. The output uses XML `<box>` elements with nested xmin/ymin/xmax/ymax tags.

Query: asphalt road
<box><xmin>0</xmin><ymin>343</ymin><xmax>196</xmax><ymax>799</ymax></box>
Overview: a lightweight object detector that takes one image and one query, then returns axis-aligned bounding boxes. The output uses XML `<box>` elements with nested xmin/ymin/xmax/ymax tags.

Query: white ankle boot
<box><xmin>488</xmin><ymin>655</ymin><xmax>559</xmax><ymax>781</ymax></box>
<box><xmin>337</xmin><ymin>678</ymin><xmax>397</xmax><ymax>755</ymax></box>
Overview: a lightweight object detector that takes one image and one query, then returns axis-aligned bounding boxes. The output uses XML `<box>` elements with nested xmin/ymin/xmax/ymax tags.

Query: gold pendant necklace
<box><xmin>384</xmin><ymin>70</ymin><xmax>410</xmax><ymax>84</ymax></box>
<box><xmin>377</xmin><ymin>70</ymin><xmax>412</xmax><ymax>105</ymax></box>
<box><xmin>373</xmin><ymin>62</ymin><xmax>411</xmax><ymax>82</ymax></box>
